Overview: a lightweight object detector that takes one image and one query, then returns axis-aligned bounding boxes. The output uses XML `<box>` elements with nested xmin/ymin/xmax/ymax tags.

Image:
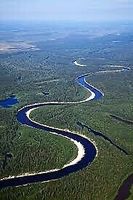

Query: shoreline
<box><xmin>74</xmin><ymin>60</ymin><xmax>87</xmax><ymax>67</ymax></box>
<box><xmin>0</xmin><ymin>64</ymin><xmax>130</xmax><ymax>189</ymax></box>
<box><xmin>0</xmin><ymin>74</ymin><xmax>102</xmax><ymax>188</ymax></box>
<box><xmin>114</xmin><ymin>174</ymin><xmax>133</xmax><ymax>200</ymax></box>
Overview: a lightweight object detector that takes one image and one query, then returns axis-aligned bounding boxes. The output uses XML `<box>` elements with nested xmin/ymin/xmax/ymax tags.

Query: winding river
<box><xmin>0</xmin><ymin>65</ymin><xmax>130</xmax><ymax>189</ymax></box>
<box><xmin>0</xmin><ymin>75</ymin><xmax>103</xmax><ymax>188</ymax></box>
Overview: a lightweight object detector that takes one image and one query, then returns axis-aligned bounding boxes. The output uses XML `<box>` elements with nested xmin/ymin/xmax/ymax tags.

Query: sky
<box><xmin>0</xmin><ymin>0</ymin><xmax>133</xmax><ymax>22</ymax></box>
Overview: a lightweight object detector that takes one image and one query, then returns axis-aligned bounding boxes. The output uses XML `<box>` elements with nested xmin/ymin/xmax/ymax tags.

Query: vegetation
<box><xmin>0</xmin><ymin>22</ymin><xmax>133</xmax><ymax>200</ymax></box>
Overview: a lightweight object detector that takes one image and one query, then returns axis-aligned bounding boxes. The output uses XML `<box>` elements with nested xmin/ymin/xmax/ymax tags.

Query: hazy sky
<box><xmin>0</xmin><ymin>0</ymin><xmax>133</xmax><ymax>22</ymax></box>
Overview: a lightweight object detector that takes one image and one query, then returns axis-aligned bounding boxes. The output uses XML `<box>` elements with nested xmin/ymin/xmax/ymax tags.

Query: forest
<box><xmin>0</xmin><ymin>22</ymin><xmax>133</xmax><ymax>200</ymax></box>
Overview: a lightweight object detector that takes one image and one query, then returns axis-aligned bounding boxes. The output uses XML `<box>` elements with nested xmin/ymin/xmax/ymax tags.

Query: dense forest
<box><xmin>0</xmin><ymin>22</ymin><xmax>133</xmax><ymax>200</ymax></box>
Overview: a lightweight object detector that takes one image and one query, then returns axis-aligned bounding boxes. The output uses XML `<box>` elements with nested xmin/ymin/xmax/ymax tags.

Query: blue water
<box><xmin>77</xmin><ymin>121</ymin><xmax>128</xmax><ymax>155</ymax></box>
<box><xmin>0</xmin><ymin>75</ymin><xmax>103</xmax><ymax>188</ymax></box>
<box><xmin>0</xmin><ymin>96</ymin><xmax>19</xmax><ymax>108</ymax></box>
<box><xmin>77</xmin><ymin>76</ymin><xmax>103</xmax><ymax>100</ymax></box>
